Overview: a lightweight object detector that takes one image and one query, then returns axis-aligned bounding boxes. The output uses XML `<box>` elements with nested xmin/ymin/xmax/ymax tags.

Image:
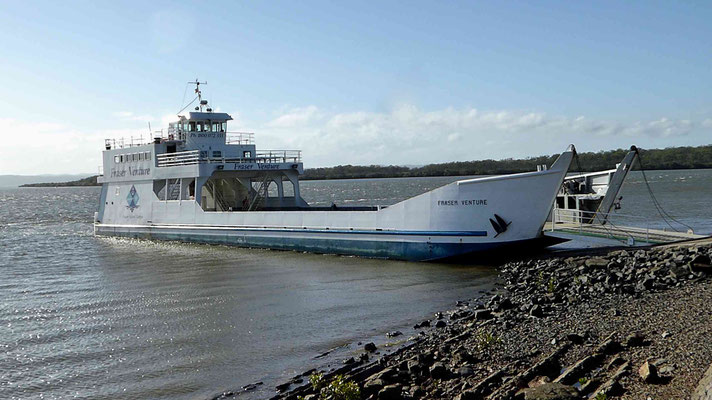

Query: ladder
<box><xmin>207</xmin><ymin>180</ymin><xmax>231</xmax><ymax>211</ymax></box>
<box><xmin>248</xmin><ymin>174</ymin><xmax>271</xmax><ymax>211</ymax></box>
<box><xmin>167</xmin><ymin>179</ymin><xmax>181</xmax><ymax>200</ymax></box>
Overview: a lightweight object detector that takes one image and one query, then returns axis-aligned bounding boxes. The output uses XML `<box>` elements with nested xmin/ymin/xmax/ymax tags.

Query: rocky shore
<box><xmin>242</xmin><ymin>240</ymin><xmax>712</xmax><ymax>400</ymax></box>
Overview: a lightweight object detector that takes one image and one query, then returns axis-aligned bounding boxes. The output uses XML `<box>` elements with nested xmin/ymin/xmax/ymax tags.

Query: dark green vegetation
<box><xmin>302</xmin><ymin>144</ymin><xmax>712</xmax><ymax>180</ymax></box>
<box><xmin>18</xmin><ymin>144</ymin><xmax>712</xmax><ymax>186</ymax></box>
<box><xmin>20</xmin><ymin>175</ymin><xmax>99</xmax><ymax>187</ymax></box>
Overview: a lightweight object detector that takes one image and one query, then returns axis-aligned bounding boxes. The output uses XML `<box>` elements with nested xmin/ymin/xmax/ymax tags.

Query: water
<box><xmin>1</xmin><ymin>170</ymin><xmax>710</xmax><ymax>399</ymax></box>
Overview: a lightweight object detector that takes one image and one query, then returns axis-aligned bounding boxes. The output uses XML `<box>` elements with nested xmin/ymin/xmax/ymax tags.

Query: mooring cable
<box><xmin>635</xmin><ymin>150</ymin><xmax>694</xmax><ymax>233</ymax></box>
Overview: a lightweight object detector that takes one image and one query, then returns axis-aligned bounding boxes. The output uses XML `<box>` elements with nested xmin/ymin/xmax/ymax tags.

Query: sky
<box><xmin>1</xmin><ymin>1</ymin><xmax>711</xmax><ymax>175</ymax></box>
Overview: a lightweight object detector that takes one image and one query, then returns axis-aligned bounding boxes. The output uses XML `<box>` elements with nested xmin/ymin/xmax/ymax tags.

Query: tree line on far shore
<box><xmin>301</xmin><ymin>144</ymin><xmax>712</xmax><ymax>180</ymax></box>
<box><xmin>19</xmin><ymin>144</ymin><xmax>712</xmax><ymax>186</ymax></box>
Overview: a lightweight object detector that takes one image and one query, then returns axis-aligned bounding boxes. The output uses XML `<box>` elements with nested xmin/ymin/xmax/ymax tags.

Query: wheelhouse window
<box><xmin>243</xmin><ymin>151</ymin><xmax>252</xmax><ymax>158</ymax></box>
<box><xmin>189</xmin><ymin>121</ymin><xmax>196</xmax><ymax>131</ymax></box>
<box><xmin>114</xmin><ymin>155</ymin><xmax>120</xmax><ymax>163</ymax></box>
<box><xmin>221</xmin><ymin>122</ymin><xmax>227</xmax><ymax>132</ymax></box>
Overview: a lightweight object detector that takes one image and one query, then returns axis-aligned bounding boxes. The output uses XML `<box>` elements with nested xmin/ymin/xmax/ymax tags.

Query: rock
<box><xmin>566</xmin><ymin>333</ymin><xmax>584</xmax><ymax>344</ymax></box>
<box><xmin>690</xmin><ymin>254</ymin><xmax>712</xmax><ymax>273</ymax></box>
<box><xmin>625</xmin><ymin>332</ymin><xmax>645</xmax><ymax>347</ymax></box>
<box><xmin>386</xmin><ymin>330</ymin><xmax>402</xmax><ymax>338</ymax></box>
<box><xmin>693</xmin><ymin>363</ymin><xmax>712</xmax><ymax>400</ymax></box>
<box><xmin>454</xmin><ymin>390</ymin><xmax>477</xmax><ymax>400</ymax></box>
<box><xmin>275</xmin><ymin>382</ymin><xmax>291</xmax><ymax>392</ymax></box>
<box><xmin>497</xmin><ymin>297</ymin><xmax>514</xmax><ymax>310</ymax></box>
<box><xmin>435</xmin><ymin>320</ymin><xmax>447</xmax><ymax>328</ymax></box>
<box><xmin>364</xmin><ymin>342</ymin><xmax>378</xmax><ymax>352</ymax></box>
<box><xmin>521</xmin><ymin>382</ymin><xmax>578</xmax><ymax>400</ymax></box>
<box><xmin>585</xmin><ymin>257</ymin><xmax>609</xmax><ymax>268</ymax></box>
<box><xmin>413</xmin><ymin>320</ymin><xmax>430</xmax><ymax>329</ymax></box>
<box><xmin>639</xmin><ymin>361</ymin><xmax>658</xmax><ymax>383</ymax></box>
<box><xmin>458</xmin><ymin>366</ymin><xmax>475</xmax><ymax>377</ymax></box>
<box><xmin>435</xmin><ymin>312</ymin><xmax>444</xmax><ymax>320</ymax></box>
<box><xmin>429</xmin><ymin>362</ymin><xmax>447</xmax><ymax>379</ymax></box>
<box><xmin>474</xmin><ymin>308</ymin><xmax>493</xmax><ymax>320</ymax></box>
<box><xmin>662</xmin><ymin>331</ymin><xmax>672</xmax><ymax>338</ymax></box>
<box><xmin>363</xmin><ymin>379</ymin><xmax>386</xmax><ymax>396</ymax></box>
<box><xmin>407</xmin><ymin>359</ymin><xmax>422</xmax><ymax>375</ymax></box>
<box><xmin>530</xmin><ymin>305</ymin><xmax>544</xmax><ymax>318</ymax></box>
<box><xmin>343</xmin><ymin>357</ymin><xmax>355</xmax><ymax>364</ymax></box>
<box><xmin>378</xmin><ymin>384</ymin><xmax>402</xmax><ymax>400</ymax></box>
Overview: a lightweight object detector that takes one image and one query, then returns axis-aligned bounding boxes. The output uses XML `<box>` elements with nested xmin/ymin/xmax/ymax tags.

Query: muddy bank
<box><xmin>240</xmin><ymin>240</ymin><xmax>712</xmax><ymax>400</ymax></box>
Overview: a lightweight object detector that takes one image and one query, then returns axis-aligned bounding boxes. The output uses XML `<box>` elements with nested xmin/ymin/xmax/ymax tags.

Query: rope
<box><xmin>177</xmin><ymin>95</ymin><xmax>199</xmax><ymax>115</ymax></box>
<box><xmin>635</xmin><ymin>149</ymin><xmax>694</xmax><ymax>233</ymax></box>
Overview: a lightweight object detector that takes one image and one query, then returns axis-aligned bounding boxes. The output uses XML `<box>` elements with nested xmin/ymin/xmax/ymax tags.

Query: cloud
<box><xmin>265</xmin><ymin>106</ymin><xmax>322</xmax><ymax>128</ymax></box>
<box><xmin>0</xmin><ymin>118</ymin><xmax>145</xmax><ymax>175</ymax></box>
<box><xmin>2</xmin><ymin>106</ymin><xmax>710</xmax><ymax>175</ymax></box>
<box><xmin>253</xmin><ymin>105</ymin><xmax>708</xmax><ymax>167</ymax></box>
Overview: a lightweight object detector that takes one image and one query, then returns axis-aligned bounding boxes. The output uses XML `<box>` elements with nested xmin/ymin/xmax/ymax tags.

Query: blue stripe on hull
<box><xmin>96</xmin><ymin>227</ymin><xmax>505</xmax><ymax>261</ymax></box>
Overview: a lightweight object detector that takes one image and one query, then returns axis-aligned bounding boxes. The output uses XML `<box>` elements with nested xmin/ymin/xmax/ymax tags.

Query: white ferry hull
<box><xmin>94</xmin><ymin>148</ymin><xmax>574</xmax><ymax>261</ymax></box>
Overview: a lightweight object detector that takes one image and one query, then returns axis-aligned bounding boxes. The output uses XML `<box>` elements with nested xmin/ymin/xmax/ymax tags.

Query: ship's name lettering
<box><xmin>437</xmin><ymin>199</ymin><xmax>487</xmax><ymax>206</ymax></box>
<box><xmin>234</xmin><ymin>163</ymin><xmax>254</xmax><ymax>170</ymax></box>
<box><xmin>258</xmin><ymin>164</ymin><xmax>280</xmax><ymax>170</ymax></box>
<box><xmin>110</xmin><ymin>167</ymin><xmax>151</xmax><ymax>178</ymax></box>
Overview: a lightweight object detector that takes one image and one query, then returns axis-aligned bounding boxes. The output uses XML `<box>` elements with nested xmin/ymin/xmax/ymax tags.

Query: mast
<box><xmin>188</xmin><ymin>79</ymin><xmax>208</xmax><ymax>111</ymax></box>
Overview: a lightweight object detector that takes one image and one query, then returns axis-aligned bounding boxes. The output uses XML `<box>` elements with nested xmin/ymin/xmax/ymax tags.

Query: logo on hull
<box><xmin>126</xmin><ymin>185</ymin><xmax>140</xmax><ymax>212</ymax></box>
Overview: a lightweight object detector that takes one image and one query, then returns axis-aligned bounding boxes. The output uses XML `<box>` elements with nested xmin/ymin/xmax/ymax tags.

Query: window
<box><xmin>119</xmin><ymin>155</ymin><xmax>124</xmax><ymax>163</ymax></box>
<box><xmin>221</xmin><ymin>122</ymin><xmax>227</xmax><ymax>132</ymax></box>
<box><xmin>189</xmin><ymin>121</ymin><xmax>196</xmax><ymax>131</ymax></box>
<box><xmin>243</xmin><ymin>151</ymin><xmax>252</xmax><ymax>158</ymax></box>
<box><xmin>197</xmin><ymin>122</ymin><xmax>204</xmax><ymax>132</ymax></box>
<box><xmin>144</xmin><ymin>151</ymin><xmax>151</xmax><ymax>160</ymax></box>
<box><xmin>114</xmin><ymin>155</ymin><xmax>119</xmax><ymax>163</ymax></box>
<box><xmin>138</xmin><ymin>153</ymin><xmax>143</xmax><ymax>161</ymax></box>
<box><xmin>212</xmin><ymin>151</ymin><xmax>222</xmax><ymax>158</ymax></box>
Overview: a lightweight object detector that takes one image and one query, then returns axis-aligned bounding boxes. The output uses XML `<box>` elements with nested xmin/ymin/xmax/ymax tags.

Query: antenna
<box><xmin>188</xmin><ymin>79</ymin><xmax>208</xmax><ymax>111</ymax></box>
<box><xmin>148</xmin><ymin>122</ymin><xmax>152</xmax><ymax>135</ymax></box>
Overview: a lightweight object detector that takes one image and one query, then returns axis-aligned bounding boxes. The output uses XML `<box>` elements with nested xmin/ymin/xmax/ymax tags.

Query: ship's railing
<box><xmin>106</xmin><ymin>131</ymin><xmax>260</xmax><ymax>150</ymax></box>
<box><xmin>156</xmin><ymin>150</ymin><xmax>302</xmax><ymax>167</ymax></box>
<box><xmin>549</xmin><ymin>208</ymin><xmax>698</xmax><ymax>244</ymax></box>
<box><xmin>156</xmin><ymin>150</ymin><xmax>201</xmax><ymax>167</ymax></box>
<box><xmin>226</xmin><ymin>132</ymin><xmax>255</xmax><ymax>145</ymax></box>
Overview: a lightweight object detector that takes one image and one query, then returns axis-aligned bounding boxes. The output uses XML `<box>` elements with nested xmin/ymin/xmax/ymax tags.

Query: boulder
<box><xmin>364</xmin><ymin>342</ymin><xmax>378</xmax><ymax>352</ymax></box>
<box><xmin>378</xmin><ymin>384</ymin><xmax>403</xmax><ymax>400</ymax></box>
<box><xmin>585</xmin><ymin>257</ymin><xmax>609</xmax><ymax>268</ymax></box>
<box><xmin>690</xmin><ymin>255</ymin><xmax>712</xmax><ymax>273</ymax></box>
<box><xmin>693</xmin><ymin>363</ymin><xmax>712</xmax><ymax>400</ymax></box>
<box><xmin>530</xmin><ymin>305</ymin><xmax>544</xmax><ymax>318</ymax></box>
<box><xmin>363</xmin><ymin>378</ymin><xmax>386</xmax><ymax>396</ymax></box>
<box><xmin>429</xmin><ymin>362</ymin><xmax>448</xmax><ymax>379</ymax></box>
<box><xmin>639</xmin><ymin>361</ymin><xmax>658</xmax><ymax>383</ymax></box>
<box><xmin>435</xmin><ymin>320</ymin><xmax>447</xmax><ymax>328</ymax></box>
<box><xmin>625</xmin><ymin>332</ymin><xmax>645</xmax><ymax>347</ymax></box>
<box><xmin>474</xmin><ymin>309</ymin><xmax>493</xmax><ymax>320</ymax></box>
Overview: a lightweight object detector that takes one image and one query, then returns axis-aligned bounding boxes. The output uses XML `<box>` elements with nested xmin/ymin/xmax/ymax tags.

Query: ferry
<box><xmin>94</xmin><ymin>81</ymin><xmax>577</xmax><ymax>261</ymax></box>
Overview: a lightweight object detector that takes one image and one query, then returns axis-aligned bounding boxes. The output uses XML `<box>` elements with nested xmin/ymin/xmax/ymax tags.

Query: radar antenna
<box><xmin>188</xmin><ymin>79</ymin><xmax>208</xmax><ymax>111</ymax></box>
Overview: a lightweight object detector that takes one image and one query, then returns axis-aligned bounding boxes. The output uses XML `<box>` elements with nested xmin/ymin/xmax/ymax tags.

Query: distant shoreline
<box><xmin>17</xmin><ymin>144</ymin><xmax>712</xmax><ymax>187</ymax></box>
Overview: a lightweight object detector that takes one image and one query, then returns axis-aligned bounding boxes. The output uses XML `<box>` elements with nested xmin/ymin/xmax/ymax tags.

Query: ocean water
<box><xmin>1</xmin><ymin>170</ymin><xmax>710</xmax><ymax>399</ymax></box>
